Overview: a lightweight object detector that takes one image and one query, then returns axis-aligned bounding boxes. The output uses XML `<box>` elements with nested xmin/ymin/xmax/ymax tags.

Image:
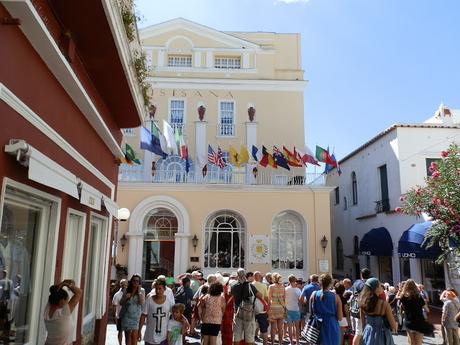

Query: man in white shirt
<box><xmin>285</xmin><ymin>275</ymin><xmax>301</xmax><ymax>345</ymax></box>
<box><xmin>112</xmin><ymin>279</ymin><xmax>127</xmax><ymax>345</ymax></box>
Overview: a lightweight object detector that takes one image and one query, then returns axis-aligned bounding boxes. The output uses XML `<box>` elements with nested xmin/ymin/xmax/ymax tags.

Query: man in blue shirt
<box><xmin>301</xmin><ymin>274</ymin><xmax>321</xmax><ymax>319</ymax></box>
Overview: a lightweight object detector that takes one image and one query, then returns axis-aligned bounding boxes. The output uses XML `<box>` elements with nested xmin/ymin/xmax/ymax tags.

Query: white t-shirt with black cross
<box><xmin>143</xmin><ymin>296</ymin><xmax>174</xmax><ymax>344</ymax></box>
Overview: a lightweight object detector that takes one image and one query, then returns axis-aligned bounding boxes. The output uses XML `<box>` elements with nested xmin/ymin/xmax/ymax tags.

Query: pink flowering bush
<box><xmin>396</xmin><ymin>143</ymin><xmax>460</xmax><ymax>263</ymax></box>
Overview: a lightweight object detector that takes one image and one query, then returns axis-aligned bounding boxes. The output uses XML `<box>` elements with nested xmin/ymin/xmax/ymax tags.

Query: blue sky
<box><xmin>135</xmin><ymin>0</ymin><xmax>460</xmax><ymax>160</ymax></box>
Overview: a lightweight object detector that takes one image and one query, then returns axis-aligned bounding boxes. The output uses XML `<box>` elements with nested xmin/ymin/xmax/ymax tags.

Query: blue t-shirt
<box><xmin>301</xmin><ymin>283</ymin><xmax>320</xmax><ymax>312</ymax></box>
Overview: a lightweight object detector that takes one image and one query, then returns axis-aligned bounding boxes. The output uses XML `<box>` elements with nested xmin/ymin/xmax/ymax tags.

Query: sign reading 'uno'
<box><xmin>399</xmin><ymin>252</ymin><xmax>417</xmax><ymax>258</ymax></box>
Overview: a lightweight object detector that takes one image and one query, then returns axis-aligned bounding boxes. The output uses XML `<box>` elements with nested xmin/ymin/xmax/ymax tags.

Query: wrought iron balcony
<box><xmin>375</xmin><ymin>198</ymin><xmax>391</xmax><ymax>213</ymax></box>
<box><xmin>118</xmin><ymin>164</ymin><xmax>325</xmax><ymax>187</ymax></box>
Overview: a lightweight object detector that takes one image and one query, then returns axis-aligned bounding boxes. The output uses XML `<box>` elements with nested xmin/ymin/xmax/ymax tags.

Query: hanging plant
<box><xmin>133</xmin><ymin>50</ymin><xmax>151</xmax><ymax>106</ymax></box>
<box><xmin>120</xmin><ymin>0</ymin><xmax>137</xmax><ymax>42</ymax></box>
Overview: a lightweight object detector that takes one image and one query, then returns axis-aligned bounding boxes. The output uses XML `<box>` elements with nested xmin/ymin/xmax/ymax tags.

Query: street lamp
<box><xmin>117</xmin><ymin>208</ymin><xmax>130</xmax><ymax>221</ymax></box>
<box><xmin>192</xmin><ymin>234</ymin><xmax>198</xmax><ymax>252</ymax></box>
<box><xmin>113</xmin><ymin>208</ymin><xmax>130</xmax><ymax>265</ymax></box>
<box><xmin>320</xmin><ymin>235</ymin><xmax>328</xmax><ymax>254</ymax></box>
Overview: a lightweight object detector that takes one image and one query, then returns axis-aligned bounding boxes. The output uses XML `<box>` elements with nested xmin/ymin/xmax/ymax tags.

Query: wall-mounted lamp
<box><xmin>320</xmin><ymin>235</ymin><xmax>328</xmax><ymax>253</ymax></box>
<box><xmin>120</xmin><ymin>234</ymin><xmax>128</xmax><ymax>251</ymax></box>
<box><xmin>192</xmin><ymin>234</ymin><xmax>198</xmax><ymax>252</ymax></box>
<box><xmin>117</xmin><ymin>208</ymin><xmax>130</xmax><ymax>222</ymax></box>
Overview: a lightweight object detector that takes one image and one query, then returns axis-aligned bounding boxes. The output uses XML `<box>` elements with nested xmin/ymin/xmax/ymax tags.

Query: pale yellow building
<box><xmin>116</xmin><ymin>18</ymin><xmax>333</xmax><ymax>282</ymax></box>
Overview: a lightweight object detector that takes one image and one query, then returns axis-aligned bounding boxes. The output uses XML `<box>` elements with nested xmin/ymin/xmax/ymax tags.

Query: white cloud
<box><xmin>274</xmin><ymin>0</ymin><xmax>309</xmax><ymax>4</ymax></box>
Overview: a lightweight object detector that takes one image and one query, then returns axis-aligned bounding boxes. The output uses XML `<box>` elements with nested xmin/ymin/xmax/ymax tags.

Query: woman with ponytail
<box><xmin>310</xmin><ymin>273</ymin><xmax>341</xmax><ymax>345</ymax></box>
<box><xmin>44</xmin><ymin>279</ymin><xmax>82</xmax><ymax>345</ymax></box>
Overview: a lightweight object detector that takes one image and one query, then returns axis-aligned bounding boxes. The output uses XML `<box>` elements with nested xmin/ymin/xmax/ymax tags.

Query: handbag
<box><xmin>254</xmin><ymin>296</ymin><xmax>268</xmax><ymax>315</ymax></box>
<box><xmin>301</xmin><ymin>314</ymin><xmax>322</xmax><ymax>344</ymax></box>
<box><xmin>301</xmin><ymin>291</ymin><xmax>322</xmax><ymax>344</ymax></box>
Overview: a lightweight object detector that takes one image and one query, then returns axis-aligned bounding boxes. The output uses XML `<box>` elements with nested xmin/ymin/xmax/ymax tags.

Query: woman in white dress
<box><xmin>44</xmin><ymin>279</ymin><xmax>82</xmax><ymax>345</ymax></box>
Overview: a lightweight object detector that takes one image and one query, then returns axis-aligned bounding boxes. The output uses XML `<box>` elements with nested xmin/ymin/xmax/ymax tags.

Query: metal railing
<box><xmin>375</xmin><ymin>199</ymin><xmax>391</xmax><ymax>213</ymax></box>
<box><xmin>118</xmin><ymin>165</ymin><xmax>325</xmax><ymax>186</ymax></box>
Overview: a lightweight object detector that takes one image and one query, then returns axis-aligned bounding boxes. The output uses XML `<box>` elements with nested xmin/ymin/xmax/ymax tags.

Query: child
<box><xmin>168</xmin><ymin>303</ymin><xmax>189</xmax><ymax>345</ymax></box>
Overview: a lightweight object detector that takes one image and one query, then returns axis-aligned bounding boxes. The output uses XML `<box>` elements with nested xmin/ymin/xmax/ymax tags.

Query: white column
<box><xmin>127</xmin><ymin>232</ymin><xmax>144</xmax><ymax>276</ymax></box>
<box><xmin>409</xmin><ymin>259</ymin><xmax>421</xmax><ymax>283</ymax></box>
<box><xmin>245</xmin><ymin>121</ymin><xmax>257</xmax><ymax>181</ymax></box>
<box><xmin>245</xmin><ymin>121</ymin><xmax>257</xmax><ymax>149</ymax></box>
<box><xmin>194</xmin><ymin>51</ymin><xmax>201</xmax><ymax>67</ymax></box>
<box><xmin>195</xmin><ymin>120</ymin><xmax>207</xmax><ymax>179</ymax></box>
<box><xmin>392</xmin><ymin>252</ymin><xmax>401</xmax><ymax>284</ymax></box>
<box><xmin>158</xmin><ymin>49</ymin><xmax>165</xmax><ymax>67</ymax></box>
<box><xmin>174</xmin><ymin>233</ymin><xmax>191</xmax><ymax>277</ymax></box>
<box><xmin>242</xmin><ymin>52</ymin><xmax>250</xmax><ymax>69</ymax></box>
<box><xmin>206</xmin><ymin>51</ymin><xmax>213</xmax><ymax>68</ymax></box>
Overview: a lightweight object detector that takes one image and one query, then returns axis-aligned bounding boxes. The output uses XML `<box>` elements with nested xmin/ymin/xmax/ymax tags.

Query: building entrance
<box><xmin>142</xmin><ymin>208</ymin><xmax>177</xmax><ymax>281</ymax></box>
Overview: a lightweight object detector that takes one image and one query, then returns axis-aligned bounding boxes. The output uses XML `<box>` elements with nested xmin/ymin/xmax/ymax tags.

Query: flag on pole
<box><xmin>163</xmin><ymin>120</ymin><xmax>178</xmax><ymax>155</ymax></box>
<box><xmin>252</xmin><ymin>145</ymin><xmax>263</xmax><ymax>163</ymax></box>
<box><xmin>239</xmin><ymin>145</ymin><xmax>249</xmax><ymax>165</ymax></box>
<box><xmin>273</xmin><ymin>146</ymin><xmax>290</xmax><ymax>170</ymax></box>
<box><xmin>229</xmin><ymin>145</ymin><xmax>242</xmax><ymax>167</ymax></box>
<box><xmin>302</xmin><ymin>146</ymin><xmax>320</xmax><ymax>166</ymax></box>
<box><xmin>150</xmin><ymin>123</ymin><xmax>169</xmax><ymax>158</ymax></box>
<box><xmin>260</xmin><ymin>146</ymin><xmax>277</xmax><ymax>168</ymax></box>
<box><xmin>179</xmin><ymin>134</ymin><xmax>187</xmax><ymax>160</ymax></box>
<box><xmin>283</xmin><ymin>146</ymin><xmax>303</xmax><ymax>167</ymax></box>
<box><xmin>216</xmin><ymin>146</ymin><xmax>226</xmax><ymax>169</ymax></box>
<box><xmin>140</xmin><ymin>126</ymin><xmax>167</xmax><ymax>159</ymax></box>
<box><xmin>315</xmin><ymin>145</ymin><xmax>337</xmax><ymax>167</ymax></box>
<box><xmin>124</xmin><ymin>143</ymin><xmax>141</xmax><ymax>164</ymax></box>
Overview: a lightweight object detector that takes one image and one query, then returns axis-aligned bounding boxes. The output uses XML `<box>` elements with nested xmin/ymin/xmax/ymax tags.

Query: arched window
<box><xmin>142</xmin><ymin>208</ymin><xmax>178</xmax><ymax>280</ymax></box>
<box><xmin>336</xmin><ymin>237</ymin><xmax>344</xmax><ymax>270</ymax></box>
<box><xmin>155</xmin><ymin>155</ymin><xmax>193</xmax><ymax>182</ymax></box>
<box><xmin>353</xmin><ymin>236</ymin><xmax>359</xmax><ymax>255</ymax></box>
<box><xmin>204</xmin><ymin>211</ymin><xmax>245</xmax><ymax>269</ymax></box>
<box><xmin>271</xmin><ymin>211</ymin><xmax>304</xmax><ymax>270</ymax></box>
<box><xmin>352</xmin><ymin>171</ymin><xmax>358</xmax><ymax>205</ymax></box>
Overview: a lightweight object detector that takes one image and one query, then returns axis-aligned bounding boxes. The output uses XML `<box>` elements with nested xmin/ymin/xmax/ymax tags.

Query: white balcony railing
<box><xmin>171</xmin><ymin>123</ymin><xmax>184</xmax><ymax>135</ymax></box>
<box><xmin>118</xmin><ymin>164</ymin><xmax>325</xmax><ymax>186</ymax></box>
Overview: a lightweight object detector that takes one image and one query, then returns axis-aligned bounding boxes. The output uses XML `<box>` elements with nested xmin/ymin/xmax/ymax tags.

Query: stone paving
<box><xmin>105</xmin><ymin>323</ymin><xmax>444</xmax><ymax>345</ymax></box>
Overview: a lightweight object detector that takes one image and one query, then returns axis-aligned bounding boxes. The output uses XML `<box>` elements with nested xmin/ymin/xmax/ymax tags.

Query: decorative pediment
<box><xmin>140</xmin><ymin>18</ymin><xmax>260</xmax><ymax>50</ymax></box>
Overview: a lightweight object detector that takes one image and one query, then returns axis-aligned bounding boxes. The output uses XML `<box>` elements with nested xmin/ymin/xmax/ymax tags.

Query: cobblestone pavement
<box><xmin>105</xmin><ymin>323</ymin><xmax>444</xmax><ymax>345</ymax></box>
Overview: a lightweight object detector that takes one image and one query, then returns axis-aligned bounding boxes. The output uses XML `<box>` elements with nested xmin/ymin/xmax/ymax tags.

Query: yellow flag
<box><xmin>239</xmin><ymin>145</ymin><xmax>249</xmax><ymax>165</ymax></box>
<box><xmin>229</xmin><ymin>145</ymin><xmax>241</xmax><ymax>167</ymax></box>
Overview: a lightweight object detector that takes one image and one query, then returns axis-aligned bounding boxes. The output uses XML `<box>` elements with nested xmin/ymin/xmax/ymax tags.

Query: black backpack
<box><xmin>174</xmin><ymin>286</ymin><xmax>187</xmax><ymax>305</ymax></box>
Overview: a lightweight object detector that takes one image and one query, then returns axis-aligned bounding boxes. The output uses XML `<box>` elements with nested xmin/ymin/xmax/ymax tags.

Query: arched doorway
<box><xmin>142</xmin><ymin>208</ymin><xmax>177</xmax><ymax>280</ymax></box>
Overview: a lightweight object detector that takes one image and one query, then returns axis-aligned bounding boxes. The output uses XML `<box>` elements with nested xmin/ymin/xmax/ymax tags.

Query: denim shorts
<box><xmin>286</xmin><ymin>310</ymin><xmax>301</xmax><ymax>323</ymax></box>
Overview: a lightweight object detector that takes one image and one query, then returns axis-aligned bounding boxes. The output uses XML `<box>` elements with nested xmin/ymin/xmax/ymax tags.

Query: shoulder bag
<box><xmin>301</xmin><ymin>290</ymin><xmax>322</xmax><ymax>345</ymax></box>
<box><xmin>236</xmin><ymin>283</ymin><xmax>256</xmax><ymax>321</ymax></box>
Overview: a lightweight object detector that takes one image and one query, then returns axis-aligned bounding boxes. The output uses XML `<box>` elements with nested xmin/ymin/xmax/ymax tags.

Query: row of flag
<box><xmin>119</xmin><ymin>121</ymin><xmax>341</xmax><ymax>174</ymax></box>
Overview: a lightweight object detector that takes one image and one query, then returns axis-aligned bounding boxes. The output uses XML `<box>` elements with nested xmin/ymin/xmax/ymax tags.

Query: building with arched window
<box><xmin>115</xmin><ymin>18</ymin><xmax>334</xmax><ymax>283</ymax></box>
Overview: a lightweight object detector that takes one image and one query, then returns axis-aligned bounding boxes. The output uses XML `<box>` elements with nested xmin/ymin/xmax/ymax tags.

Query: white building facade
<box><xmin>327</xmin><ymin>105</ymin><xmax>460</xmax><ymax>305</ymax></box>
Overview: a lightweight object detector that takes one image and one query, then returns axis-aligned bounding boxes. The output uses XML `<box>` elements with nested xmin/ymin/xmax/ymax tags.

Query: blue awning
<box><xmin>398</xmin><ymin>221</ymin><xmax>441</xmax><ymax>259</ymax></box>
<box><xmin>360</xmin><ymin>227</ymin><xmax>393</xmax><ymax>256</ymax></box>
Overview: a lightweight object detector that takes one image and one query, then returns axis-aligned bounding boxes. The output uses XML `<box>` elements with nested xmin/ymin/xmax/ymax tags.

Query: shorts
<box><xmin>233</xmin><ymin>316</ymin><xmax>256</xmax><ymax>343</ymax></box>
<box><xmin>286</xmin><ymin>310</ymin><xmax>301</xmax><ymax>323</ymax></box>
<box><xmin>351</xmin><ymin>316</ymin><xmax>362</xmax><ymax>336</ymax></box>
<box><xmin>201</xmin><ymin>323</ymin><xmax>221</xmax><ymax>336</ymax></box>
<box><xmin>116</xmin><ymin>318</ymin><xmax>122</xmax><ymax>331</ymax></box>
<box><xmin>256</xmin><ymin>313</ymin><xmax>269</xmax><ymax>333</ymax></box>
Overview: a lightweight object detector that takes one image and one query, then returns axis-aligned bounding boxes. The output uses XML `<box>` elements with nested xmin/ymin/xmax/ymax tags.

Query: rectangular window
<box><xmin>168</xmin><ymin>55</ymin><xmax>192</xmax><ymax>67</ymax></box>
<box><xmin>215</xmin><ymin>56</ymin><xmax>241</xmax><ymax>69</ymax></box>
<box><xmin>334</xmin><ymin>187</ymin><xmax>340</xmax><ymax>205</ymax></box>
<box><xmin>425</xmin><ymin>158</ymin><xmax>441</xmax><ymax>177</ymax></box>
<box><xmin>170</xmin><ymin>100</ymin><xmax>185</xmax><ymax>135</ymax></box>
<box><xmin>378</xmin><ymin>165</ymin><xmax>390</xmax><ymax>212</ymax></box>
<box><xmin>219</xmin><ymin>101</ymin><xmax>235</xmax><ymax>136</ymax></box>
<box><xmin>0</xmin><ymin>182</ymin><xmax>59</xmax><ymax>343</ymax></box>
<box><xmin>83</xmin><ymin>222</ymin><xmax>98</xmax><ymax>318</ymax></box>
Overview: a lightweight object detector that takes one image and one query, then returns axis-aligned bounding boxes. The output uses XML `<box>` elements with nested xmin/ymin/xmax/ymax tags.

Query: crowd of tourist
<box><xmin>40</xmin><ymin>268</ymin><xmax>460</xmax><ymax>345</ymax></box>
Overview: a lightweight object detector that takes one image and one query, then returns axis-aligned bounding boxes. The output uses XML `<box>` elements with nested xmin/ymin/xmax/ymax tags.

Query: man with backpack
<box><xmin>349</xmin><ymin>268</ymin><xmax>371</xmax><ymax>345</ymax></box>
<box><xmin>175</xmin><ymin>277</ymin><xmax>194</xmax><ymax>323</ymax></box>
<box><xmin>231</xmin><ymin>268</ymin><xmax>263</xmax><ymax>345</ymax></box>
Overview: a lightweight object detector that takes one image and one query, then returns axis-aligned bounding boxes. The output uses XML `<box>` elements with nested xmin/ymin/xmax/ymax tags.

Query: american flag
<box><xmin>208</xmin><ymin>145</ymin><xmax>217</xmax><ymax>165</ymax></box>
